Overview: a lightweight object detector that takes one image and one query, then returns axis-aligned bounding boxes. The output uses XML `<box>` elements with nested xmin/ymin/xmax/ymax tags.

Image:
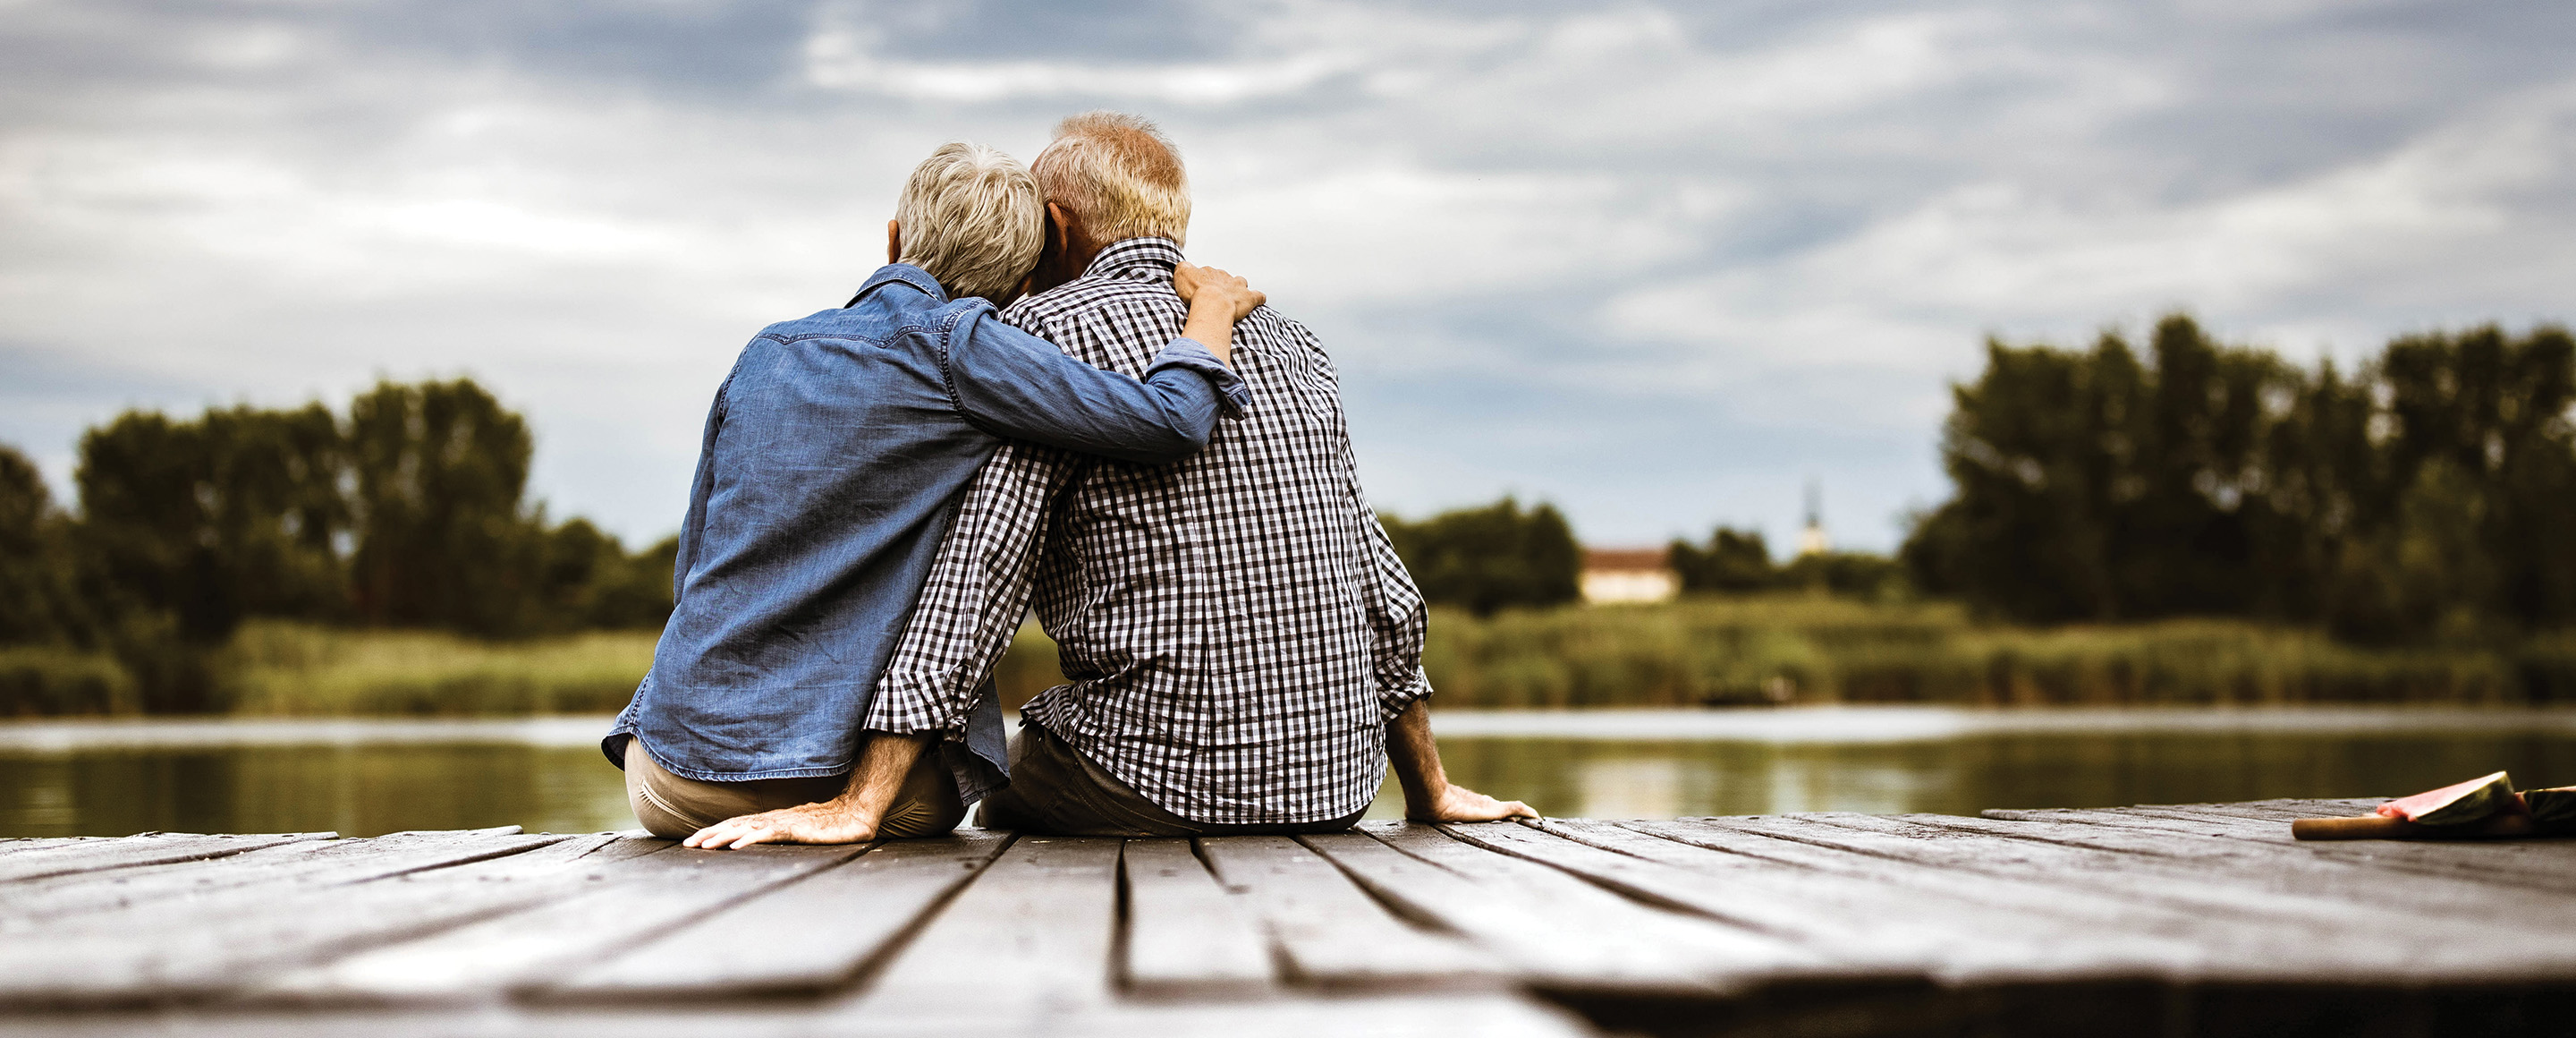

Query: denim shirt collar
<box><xmin>845</xmin><ymin>263</ymin><xmax>948</xmax><ymax>308</ymax></box>
<box><xmin>1084</xmin><ymin>237</ymin><xmax>1183</xmax><ymax>283</ymax></box>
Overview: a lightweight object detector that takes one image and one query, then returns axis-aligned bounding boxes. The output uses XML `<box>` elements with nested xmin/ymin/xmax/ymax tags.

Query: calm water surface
<box><xmin>4</xmin><ymin>708</ymin><xmax>2574</xmax><ymax>837</ymax></box>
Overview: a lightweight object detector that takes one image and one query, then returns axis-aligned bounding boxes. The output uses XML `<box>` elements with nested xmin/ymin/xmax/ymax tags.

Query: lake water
<box><xmin>5</xmin><ymin>707</ymin><xmax>2575</xmax><ymax>837</ymax></box>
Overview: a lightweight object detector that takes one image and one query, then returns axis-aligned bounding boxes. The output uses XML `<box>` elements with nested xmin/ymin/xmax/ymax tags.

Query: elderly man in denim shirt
<box><xmin>601</xmin><ymin>141</ymin><xmax>1264</xmax><ymax>841</ymax></box>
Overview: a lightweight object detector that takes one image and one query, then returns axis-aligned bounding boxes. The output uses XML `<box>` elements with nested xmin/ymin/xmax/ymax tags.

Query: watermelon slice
<box><xmin>2524</xmin><ymin>786</ymin><xmax>2576</xmax><ymax>824</ymax></box>
<box><xmin>2375</xmin><ymin>770</ymin><xmax>2521</xmax><ymax>825</ymax></box>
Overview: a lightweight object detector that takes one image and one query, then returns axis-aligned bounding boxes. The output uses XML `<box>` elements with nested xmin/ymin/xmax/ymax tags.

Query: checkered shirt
<box><xmin>861</xmin><ymin>236</ymin><xmax>1433</xmax><ymax>824</ymax></box>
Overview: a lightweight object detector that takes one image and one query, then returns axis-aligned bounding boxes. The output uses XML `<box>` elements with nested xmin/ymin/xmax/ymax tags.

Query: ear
<box><xmin>886</xmin><ymin>219</ymin><xmax>901</xmax><ymax>265</ymax></box>
<box><xmin>1045</xmin><ymin>202</ymin><xmax>1072</xmax><ymax>251</ymax></box>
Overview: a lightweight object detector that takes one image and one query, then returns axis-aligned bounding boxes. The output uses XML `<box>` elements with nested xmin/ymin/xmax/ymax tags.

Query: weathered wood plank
<box><xmin>1061</xmin><ymin>991</ymin><xmax>1597</xmax><ymax>1038</ymax></box>
<box><xmin>1194</xmin><ymin>834</ymin><xmax>1496</xmax><ymax>991</ymax></box>
<box><xmin>0</xmin><ymin>838</ymin><xmax>96</xmax><ymax>857</ymax></box>
<box><xmin>1495</xmin><ymin>818</ymin><xmax>2229</xmax><ymax>985</ymax></box>
<box><xmin>1120</xmin><ymin>838</ymin><xmax>1275</xmax><ymax>999</ymax></box>
<box><xmin>0</xmin><ymin>832</ymin><xmax>657</xmax><ymax>1008</ymax></box>
<box><xmin>2162</xmin><ymin>798</ymin><xmax>2387</xmax><ymax>819</ymax></box>
<box><xmin>1979</xmin><ymin>805</ymin><xmax>2576</xmax><ymax>896</ymax></box>
<box><xmin>1611</xmin><ymin>815</ymin><xmax>2531</xmax><ymax>987</ymax></box>
<box><xmin>545</xmin><ymin>833</ymin><xmax>1010</xmax><ymax>1000</ymax></box>
<box><xmin>244</xmin><ymin>842</ymin><xmax>863</xmax><ymax>1004</ymax></box>
<box><xmin>0</xmin><ymin>992</ymin><xmax>1600</xmax><ymax>1038</ymax></box>
<box><xmin>1</xmin><ymin>880</ymin><xmax>564</xmax><ymax>1006</ymax></box>
<box><xmin>0</xmin><ymin>828</ymin><xmax>573</xmax><ymax>924</ymax></box>
<box><xmin>1657</xmin><ymin>814</ymin><xmax>2576</xmax><ymax>983</ymax></box>
<box><xmin>1307</xmin><ymin>824</ymin><xmax>1804</xmax><ymax>998</ymax></box>
<box><xmin>0</xmin><ymin>832</ymin><xmax>338</xmax><ymax>884</ymax></box>
<box><xmin>838</xmin><ymin>835</ymin><xmax>1123</xmax><ymax>1012</ymax></box>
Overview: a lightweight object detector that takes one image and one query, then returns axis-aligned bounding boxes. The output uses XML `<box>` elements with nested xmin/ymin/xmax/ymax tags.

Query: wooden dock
<box><xmin>2</xmin><ymin>798</ymin><xmax>2572</xmax><ymax>1037</ymax></box>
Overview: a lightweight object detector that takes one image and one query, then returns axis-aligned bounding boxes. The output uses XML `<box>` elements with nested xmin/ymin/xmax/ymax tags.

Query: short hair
<box><xmin>894</xmin><ymin>141</ymin><xmax>1045</xmax><ymax>302</ymax></box>
<box><xmin>1033</xmin><ymin>111</ymin><xmax>1190</xmax><ymax>247</ymax></box>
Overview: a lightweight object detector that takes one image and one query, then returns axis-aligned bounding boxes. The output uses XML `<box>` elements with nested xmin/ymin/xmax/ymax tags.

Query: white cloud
<box><xmin>2</xmin><ymin>0</ymin><xmax>2571</xmax><ymax>550</ymax></box>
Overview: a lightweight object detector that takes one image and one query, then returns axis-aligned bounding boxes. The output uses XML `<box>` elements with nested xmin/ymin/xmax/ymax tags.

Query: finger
<box><xmin>724</xmin><ymin>825</ymin><xmax>776</xmax><ymax>850</ymax></box>
<box><xmin>690</xmin><ymin>813</ymin><xmax>776</xmax><ymax>848</ymax></box>
<box><xmin>691</xmin><ymin>822</ymin><xmax>750</xmax><ymax>849</ymax></box>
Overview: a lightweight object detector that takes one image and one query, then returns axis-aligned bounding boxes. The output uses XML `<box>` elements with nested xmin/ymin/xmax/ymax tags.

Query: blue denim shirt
<box><xmin>604</xmin><ymin>263</ymin><xmax>1245</xmax><ymax>800</ymax></box>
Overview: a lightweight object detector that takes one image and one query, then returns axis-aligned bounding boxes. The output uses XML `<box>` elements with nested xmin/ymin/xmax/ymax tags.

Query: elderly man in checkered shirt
<box><xmin>685</xmin><ymin>112</ymin><xmax>1531</xmax><ymax>847</ymax></box>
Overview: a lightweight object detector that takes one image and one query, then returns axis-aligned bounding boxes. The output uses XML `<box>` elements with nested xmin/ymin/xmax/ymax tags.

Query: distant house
<box><xmin>1580</xmin><ymin>548</ymin><xmax>1678</xmax><ymax>604</ymax></box>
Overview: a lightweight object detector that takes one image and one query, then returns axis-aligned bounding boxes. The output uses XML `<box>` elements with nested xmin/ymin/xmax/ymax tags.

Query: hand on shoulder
<box><xmin>1175</xmin><ymin>261</ymin><xmax>1266</xmax><ymax>322</ymax></box>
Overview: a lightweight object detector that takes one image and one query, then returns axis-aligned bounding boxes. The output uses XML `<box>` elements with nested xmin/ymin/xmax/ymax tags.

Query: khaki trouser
<box><xmin>623</xmin><ymin>738</ymin><xmax>964</xmax><ymax>840</ymax></box>
<box><xmin>978</xmin><ymin>723</ymin><xmax>1366</xmax><ymax>838</ymax></box>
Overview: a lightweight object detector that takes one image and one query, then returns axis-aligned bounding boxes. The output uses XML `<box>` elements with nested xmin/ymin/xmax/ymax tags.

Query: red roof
<box><xmin>1582</xmin><ymin>549</ymin><xmax>1670</xmax><ymax>573</ymax></box>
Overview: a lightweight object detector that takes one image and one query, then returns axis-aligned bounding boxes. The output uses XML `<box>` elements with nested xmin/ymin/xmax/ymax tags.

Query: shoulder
<box><xmin>750</xmin><ymin>307</ymin><xmax>855</xmax><ymax>341</ymax></box>
<box><xmin>1003</xmin><ymin>275</ymin><xmax>1179</xmax><ymax>334</ymax></box>
<box><xmin>1241</xmin><ymin>304</ymin><xmax>1331</xmax><ymax>373</ymax></box>
<box><xmin>1243</xmin><ymin>305</ymin><xmax>1319</xmax><ymax>349</ymax></box>
<box><xmin>758</xmin><ymin>290</ymin><xmax>956</xmax><ymax>345</ymax></box>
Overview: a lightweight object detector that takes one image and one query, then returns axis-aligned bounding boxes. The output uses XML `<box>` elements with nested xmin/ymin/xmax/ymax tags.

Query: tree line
<box><xmin>1378</xmin><ymin>498</ymin><xmax>1582</xmax><ymax>616</ymax></box>
<box><xmin>1666</xmin><ymin>528</ymin><xmax>1904</xmax><ymax>600</ymax></box>
<box><xmin>1380</xmin><ymin>497</ymin><xmax>1908</xmax><ymax>615</ymax></box>
<box><xmin>1900</xmin><ymin>315</ymin><xmax>2576</xmax><ymax>645</ymax></box>
<box><xmin>0</xmin><ymin>379</ymin><xmax>674</xmax><ymax>710</ymax></box>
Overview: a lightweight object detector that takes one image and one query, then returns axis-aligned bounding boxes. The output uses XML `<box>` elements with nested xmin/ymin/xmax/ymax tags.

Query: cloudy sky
<box><xmin>4</xmin><ymin>0</ymin><xmax>2572</xmax><ymax>552</ymax></box>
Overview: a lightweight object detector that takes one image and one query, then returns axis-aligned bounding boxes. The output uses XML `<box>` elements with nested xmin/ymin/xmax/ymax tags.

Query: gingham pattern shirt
<box><xmin>862</xmin><ymin>237</ymin><xmax>1433</xmax><ymax>824</ymax></box>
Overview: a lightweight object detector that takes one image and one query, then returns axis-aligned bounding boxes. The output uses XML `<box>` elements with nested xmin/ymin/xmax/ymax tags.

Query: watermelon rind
<box><xmin>2526</xmin><ymin>787</ymin><xmax>2576</xmax><ymax>824</ymax></box>
<box><xmin>2381</xmin><ymin>770</ymin><xmax>2518</xmax><ymax>825</ymax></box>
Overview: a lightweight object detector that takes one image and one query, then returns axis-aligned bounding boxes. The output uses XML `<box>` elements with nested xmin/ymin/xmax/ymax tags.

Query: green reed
<box><xmin>4</xmin><ymin>602</ymin><xmax>2571</xmax><ymax>718</ymax></box>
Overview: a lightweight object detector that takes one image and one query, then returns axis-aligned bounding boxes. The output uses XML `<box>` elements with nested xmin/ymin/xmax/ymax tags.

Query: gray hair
<box><xmin>1033</xmin><ymin>111</ymin><xmax>1190</xmax><ymax>247</ymax></box>
<box><xmin>894</xmin><ymin>141</ymin><xmax>1045</xmax><ymax>302</ymax></box>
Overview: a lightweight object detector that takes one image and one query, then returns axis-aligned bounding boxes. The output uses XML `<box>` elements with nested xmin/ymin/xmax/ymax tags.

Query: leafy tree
<box><xmin>73</xmin><ymin>404</ymin><xmax>348</xmax><ymax>644</ymax></box>
<box><xmin>346</xmin><ymin>379</ymin><xmax>542</xmax><ymax>636</ymax></box>
<box><xmin>1668</xmin><ymin>527</ymin><xmax>1775</xmax><ymax>593</ymax></box>
<box><xmin>1780</xmin><ymin>551</ymin><xmax>1907</xmax><ymax>600</ymax></box>
<box><xmin>529</xmin><ymin>520</ymin><xmax>678</xmax><ymax>633</ymax></box>
<box><xmin>1905</xmin><ymin>315</ymin><xmax>2576</xmax><ymax>644</ymax></box>
<box><xmin>0</xmin><ymin>446</ymin><xmax>91</xmax><ymax>647</ymax></box>
<box><xmin>589</xmin><ymin>534</ymin><xmax>679</xmax><ymax>631</ymax></box>
<box><xmin>1379</xmin><ymin>498</ymin><xmax>1580</xmax><ymax>616</ymax></box>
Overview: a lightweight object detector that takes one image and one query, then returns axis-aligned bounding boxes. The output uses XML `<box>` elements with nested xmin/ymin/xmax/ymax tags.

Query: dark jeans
<box><xmin>979</xmin><ymin>723</ymin><xmax>1367</xmax><ymax>837</ymax></box>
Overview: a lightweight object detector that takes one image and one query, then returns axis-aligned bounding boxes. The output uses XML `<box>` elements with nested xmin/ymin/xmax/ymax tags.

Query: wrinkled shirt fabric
<box><xmin>860</xmin><ymin>238</ymin><xmax>1434</xmax><ymax>825</ymax></box>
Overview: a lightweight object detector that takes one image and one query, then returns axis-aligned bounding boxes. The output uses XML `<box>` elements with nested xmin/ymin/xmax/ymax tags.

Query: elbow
<box><xmin>1137</xmin><ymin>423</ymin><xmax>1212</xmax><ymax>464</ymax></box>
<box><xmin>1110</xmin><ymin>418</ymin><xmax>1212</xmax><ymax>465</ymax></box>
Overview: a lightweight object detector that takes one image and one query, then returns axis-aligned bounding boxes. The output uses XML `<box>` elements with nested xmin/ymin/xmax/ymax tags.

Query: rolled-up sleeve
<box><xmin>1337</xmin><ymin>420</ymin><xmax>1435</xmax><ymax>720</ymax></box>
<box><xmin>861</xmin><ymin>440</ymin><xmax>1072</xmax><ymax>742</ymax></box>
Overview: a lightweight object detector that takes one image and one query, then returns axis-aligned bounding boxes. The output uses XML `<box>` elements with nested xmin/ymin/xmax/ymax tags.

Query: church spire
<box><xmin>1797</xmin><ymin>480</ymin><xmax>1830</xmax><ymax>557</ymax></box>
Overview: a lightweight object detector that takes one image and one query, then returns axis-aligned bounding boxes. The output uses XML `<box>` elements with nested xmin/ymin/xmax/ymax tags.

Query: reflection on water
<box><xmin>4</xmin><ymin>710</ymin><xmax>2575</xmax><ymax>836</ymax></box>
<box><xmin>0</xmin><ymin>745</ymin><xmax>631</xmax><ymax>838</ymax></box>
<box><xmin>1424</xmin><ymin>731</ymin><xmax>2576</xmax><ymax>821</ymax></box>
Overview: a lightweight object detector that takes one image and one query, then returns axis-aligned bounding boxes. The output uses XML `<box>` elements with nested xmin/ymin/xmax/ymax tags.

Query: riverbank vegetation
<box><xmin>1902</xmin><ymin>318</ymin><xmax>2576</xmax><ymax>647</ymax></box>
<box><xmin>11</xmin><ymin>596</ymin><xmax>2562</xmax><ymax>719</ymax></box>
<box><xmin>3</xmin><ymin>318</ymin><xmax>2570</xmax><ymax>718</ymax></box>
<box><xmin>0</xmin><ymin>380</ymin><xmax>674</xmax><ymax>714</ymax></box>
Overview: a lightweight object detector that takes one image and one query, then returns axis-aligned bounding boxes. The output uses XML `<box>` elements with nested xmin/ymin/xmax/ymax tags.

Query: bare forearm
<box><xmin>680</xmin><ymin>730</ymin><xmax>932</xmax><ymax>848</ymax></box>
<box><xmin>835</xmin><ymin>731</ymin><xmax>931</xmax><ymax>821</ymax></box>
<box><xmin>1387</xmin><ymin>697</ymin><xmax>1447</xmax><ymax>810</ymax></box>
<box><xmin>1388</xmin><ymin>697</ymin><xmax>1537</xmax><ymax>822</ymax></box>
<box><xmin>1180</xmin><ymin>299</ymin><xmax>1237</xmax><ymax>366</ymax></box>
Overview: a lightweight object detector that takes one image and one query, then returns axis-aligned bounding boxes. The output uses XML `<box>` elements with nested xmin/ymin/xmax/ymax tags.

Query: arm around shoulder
<box><xmin>943</xmin><ymin>303</ymin><xmax>1239</xmax><ymax>464</ymax></box>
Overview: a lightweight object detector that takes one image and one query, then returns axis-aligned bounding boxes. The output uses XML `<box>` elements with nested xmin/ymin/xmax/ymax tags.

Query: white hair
<box><xmin>894</xmin><ymin>141</ymin><xmax>1045</xmax><ymax>302</ymax></box>
<box><xmin>1033</xmin><ymin>111</ymin><xmax>1190</xmax><ymax>247</ymax></box>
